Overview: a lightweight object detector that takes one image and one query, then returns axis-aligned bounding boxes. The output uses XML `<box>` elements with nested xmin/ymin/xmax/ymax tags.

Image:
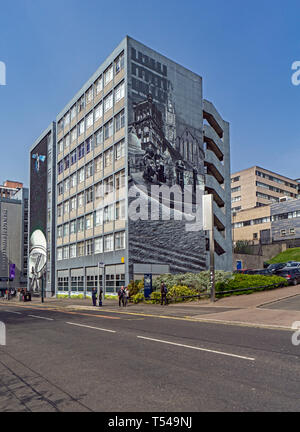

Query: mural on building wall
<box><xmin>127</xmin><ymin>42</ymin><xmax>207</xmax><ymax>275</ymax></box>
<box><xmin>29</xmin><ymin>135</ymin><xmax>49</xmax><ymax>292</ymax></box>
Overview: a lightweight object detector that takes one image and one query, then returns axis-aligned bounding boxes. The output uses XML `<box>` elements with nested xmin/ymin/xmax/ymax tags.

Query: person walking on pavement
<box><xmin>92</xmin><ymin>288</ymin><xmax>97</xmax><ymax>307</ymax></box>
<box><xmin>160</xmin><ymin>282</ymin><xmax>168</xmax><ymax>306</ymax></box>
<box><xmin>122</xmin><ymin>286</ymin><xmax>129</xmax><ymax>307</ymax></box>
<box><xmin>99</xmin><ymin>287</ymin><xmax>103</xmax><ymax>307</ymax></box>
<box><xmin>118</xmin><ymin>286</ymin><xmax>124</xmax><ymax>307</ymax></box>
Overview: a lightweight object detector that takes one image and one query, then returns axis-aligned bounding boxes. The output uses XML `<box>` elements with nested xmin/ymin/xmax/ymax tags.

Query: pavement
<box><xmin>2</xmin><ymin>284</ymin><xmax>300</xmax><ymax>331</ymax></box>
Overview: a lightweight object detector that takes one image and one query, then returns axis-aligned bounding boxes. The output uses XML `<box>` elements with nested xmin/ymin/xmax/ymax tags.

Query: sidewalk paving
<box><xmin>1</xmin><ymin>285</ymin><xmax>300</xmax><ymax>330</ymax></box>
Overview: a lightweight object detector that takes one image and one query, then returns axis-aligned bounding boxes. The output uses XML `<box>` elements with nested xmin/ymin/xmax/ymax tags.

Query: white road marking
<box><xmin>3</xmin><ymin>311</ymin><xmax>22</xmax><ymax>315</ymax></box>
<box><xmin>137</xmin><ymin>336</ymin><xmax>256</xmax><ymax>361</ymax></box>
<box><xmin>28</xmin><ymin>315</ymin><xmax>54</xmax><ymax>321</ymax></box>
<box><xmin>66</xmin><ymin>322</ymin><xmax>116</xmax><ymax>333</ymax></box>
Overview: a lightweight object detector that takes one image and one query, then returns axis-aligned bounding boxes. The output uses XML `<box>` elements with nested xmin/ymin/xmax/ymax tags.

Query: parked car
<box><xmin>286</xmin><ymin>261</ymin><xmax>300</xmax><ymax>268</ymax></box>
<box><xmin>268</xmin><ymin>263</ymin><xmax>287</xmax><ymax>273</ymax></box>
<box><xmin>276</xmin><ymin>267</ymin><xmax>300</xmax><ymax>285</ymax></box>
<box><xmin>234</xmin><ymin>269</ymin><xmax>273</xmax><ymax>276</ymax></box>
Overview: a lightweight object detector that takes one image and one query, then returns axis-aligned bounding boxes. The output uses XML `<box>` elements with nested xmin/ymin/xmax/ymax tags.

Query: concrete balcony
<box><xmin>205</xmin><ymin>149</ymin><xmax>224</xmax><ymax>184</ymax></box>
<box><xmin>213</xmin><ymin>200</ymin><xmax>225</xmax><ymax>232</ymax></box>
<box><xmin>203</xmin><ymin>99</ymin><xmax>224</xmax><ymax>139</ymax></box>
<box><xmin>205</xmin><ymin>174</ymin><xmax>225</xmax><ymax>208</ymax></box>
<box><xmin>203</xmin><ymin>124</ymin><xmax>224</xmax><ymax>161</ymax></box>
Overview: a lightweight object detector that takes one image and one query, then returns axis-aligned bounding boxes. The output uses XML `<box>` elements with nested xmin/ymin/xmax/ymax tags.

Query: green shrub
<box><xmin>57</xmin><ymin>294</ymin><xmax>69</xmax><ymax>299</ymax></box>
<box><xmin>132</xmin><ymin>293</ymin><xmax>145</xmax><ymax>304</ymax></box>
<box><xmin>70</xmin><ymin>294</ymin><xmax>84</xmax><ymax>299</ymax></box>
<box><xmin>216</xmin><ymin>273</ymin><xmax>287</xmax><ymax>296</ymax></box>
<box><xmin>168</xmin><ymin>285</ymin><xmax>198</xmax><ymax>302</ymax></box>
<box><xmin>104</xmin><ymin>295</ymin><xmax>118</xmax><ymax>300</ymax></box>
<box><xmin>150</xmin><ymin>291</ymin><xmax>161</xmax><ymax>304</ymax></box>
<box><xmin>127</xmin><ymin>280</ymin><xmax>141</xmax><ymax>297</ymax></box>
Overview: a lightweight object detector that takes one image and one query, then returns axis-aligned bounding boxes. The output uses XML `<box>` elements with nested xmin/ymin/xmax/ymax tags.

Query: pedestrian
<box><xmin>160</xmin><ymin>282</ymin><xmax>168</xmax><ymax>306</ymax></box>
<box><xmin>122</xmin><ymin>286</ymin><xmax>129</xmax><ymax>307</ymax></box>
<box><xmin>92</xmin><ymin>288</ymin><xmax>97</xmax><ymax>307</ymax></box>
<box><xmin>118</xmin><ymin>286</ymin><xmax>124</xmax><ymax>307</ymax></box>
<box><xmin>99</xmin><ymin>287</ymin><xmax>103</xmax><ymax>307</ymax></box>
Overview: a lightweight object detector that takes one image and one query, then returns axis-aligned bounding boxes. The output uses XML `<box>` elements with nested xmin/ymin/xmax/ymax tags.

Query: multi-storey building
<box><xmin>0</xmin><ymin>180</ymin><xmax>23</xmax><ymax>199</ymax></box>
<box><xmin>29</xmin><ymin>123</ymin><xmax>56</xmax><ymax>297</ymax></box>
<box><xmin>231</xmin><ymin>166</ymin><xmax>299</xmax><ymax>244</ymax></box>
<box><xmin>31</xmin><ymin>36</ymin><xmax>232</xmax><ymax>296</ymax></box>
<box><xmin>0</xmin><ymin>185</ymin><xmax>28</xmax><ymax>296</ymax></box>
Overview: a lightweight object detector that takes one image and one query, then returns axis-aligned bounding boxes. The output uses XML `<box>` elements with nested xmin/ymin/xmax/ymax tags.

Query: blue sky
<box><xmin>0</xmin><ymin>0</ymin><xmax>300</xmax><ymax>186</ymax></box>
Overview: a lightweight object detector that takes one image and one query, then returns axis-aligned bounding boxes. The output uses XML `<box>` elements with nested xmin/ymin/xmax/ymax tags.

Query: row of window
<box><xmin>58</xmin><ymin>141</ymin><xmax>125</xmax><ymax>188</ymax></box>
<box><xmin>57</xmin><ymin>200</ymin><xmax>126</xmax><ymax>235</ymax></box>
<box><xmin>57</xmin><ymin>231</ymin><xmax>126</xmax><ymax>260</ymax></box>
<box><xmin>57</xmin><ymin>52</ymin><xmax>125</xmax><ymax>134</ymax></box>
<box><xmin>256</xmin><ymin>192</ymin><xmax>279</xmax><ymax>203</ymax></box>
<box><xmin>231</xmin><ymin>186</ymin><xmax>241</xmax><ymax>193</ymax></box>
<box><xmin>57</xmin><ymin>272</ymin><xmax>125</xmax><ymax>294</ymax></box>
<box><xmin>231</xmin><ymin>196</ymin><xmax>241</xmax><ymax>203</ymax></box>
<box><xmin>233</xmin><ymin>216</ymin><xmax>271</xmax><ymax>229</ymax></box>
<box><xmin>272</xmin><ymin>209</ymin><xmax>300</xmax><ymax>221</ymax></box>
<box><xmin>256</xmin><ymin>170</ymin><xmax>298</xmax><ymax>190</ymax></box>
<box><xmin>58</xmin><ymin>85</ymin><xmax>125</xmax><ymax>153</ymax></box>
<box><xmin>57</xmin><ymin>170</ymin><xmax>126</xmax><ymax>216</ymax></box>
<box><xmin>256</xmin><ymin>181</ymin><xmax>297</xmax><ymax>198</ymax></box>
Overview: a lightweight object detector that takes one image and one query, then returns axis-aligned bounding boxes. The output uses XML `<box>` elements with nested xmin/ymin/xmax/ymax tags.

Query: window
<box><xmin>71</xmin><ymin>127</ymin><xmax>77</xmax><ymax>142</ymax></box>
<box><xmin>57</xmin><ymin>248</ymin><xmax>63</xmax><ymax>261</ymax></box>
<box><xmin>115</xmin><ymin>170</ymin><xmax>125</xmax><ymax>190</ymax></box>
<box><xmin>95</xmin><ymin>75</ymin><xmax>103</xmax><ymax>95</ymax></box>
<box><xmin>104</xmin><ymin>65</ymin><xmax>113</xmax><ymax>86</ymax></box>
<box><xmin>77</xmin><ymin>242</ymin><xmax>85</xmax><ymax>257</ymax></box>
<box><xmin>114</xmin><ymin>81</ymin><xmax>125</xmax><ymax>102</ymax></box>
<box><xmin>115</xmin><ymin>110</ymin><xmax>125</xmax><ymax>132</ymax></box>
<box><xmin>85</xmin><ymin>161</ymin><xmax>94</xmax><ymax>179</ymax></box>
<box><xmin>95</xmin><ymin>208</ymin><xmax>103</xmax><ymax>226</ymax></box>
<box><xmin>77</xmin><ymin>95</ymin><xmax>85</xmax><ymax>113</ymax></box>
<box><xmin>231</xmin><ymin>196</ymin><xmax>241</xmax><ymax>203</ymax></box>
<box><xmin>57</xmin><ymin>226</ymin><xmax>63</xmax><ymax>238</ymax></box>
<box><xmin>70</xmin><ymin>172</ymin><xmax>77</xmax><ymax>188</ymax></box>
<box><xmin>115</xmin><ymin>52</ymin><xmax>124</xmax><ymax>74</ymax></box>
<box><xmin>58</xmin><ymin>140</ymin><xmax>63</xmax><ymax>154</ymax></box>
<box><xmin>85</xmin><ymin>187</ymin><xmax>94</xmax><ymax>204</ymax></box>
<box><xmin>70</xmin><ymin>220</ymin><xmax>76</xmax><ymax>234</ymax></box>
<box><xmin>253</xmin><ymin>233</ymin><xmax>258</xmax><ymax>240</ymax></box>
<box><xmin>86</xmin><ymin>136</ymin><xmax>93</xmax><ymax>154</ymax></box>
<box><xmin>231</xmin><ymin>176</ymin><xmax>240</xmax><ymax>183</ymax></box>
<box><xmin>104</xmin><ymin>147</ymin><xmax>113</xmax><ymax>168</ymax></box>
<box><xmin>64</xmin><ymin>111</ymin><xmax>70</xmax><ymax>127</ymax></box>
<box><xmin>115</xmin><ymin>200</ymin><xmax>125</xmax><ymax>220</ymax></box>
<box><xmin>71</xmin><ymin>104</ymin><xmax>76</xmax><ymax>121</ymax></box>
<box><xmin>71</xmin><ymin>150</ymin><xmax>77</xmax><ymax>165</ymax></box>
<box><xmin>86</xmin><ymin>111</ymin><xmax>93</xmax><ymax>129</ymax></box>
<box><xmin>70</xmin><ymin>244</ymin><xmax>76</xmax><ymax>258</ymax></box>
<box><xmin>78</xmin><ymin>192</ymin><xmax>84</xmax><ymax>208</ymax></box>
<box><xmin>86</xmin><ymin>87</ymin><xmax>93</xmax><ymax>105</ymax></box>
<box><xmin>290</xmin><ymin>228</ymin><xmax>295</xmax><ymax>235</ymax></box>
<box><xmin>95</xmin><ymin>155</ymin><xmax>103</xmax><ymax>173</ymax></box>
<box><xmin>58</xmin><ymin>119</ymin><xmax>64</xmax><ymax>133</ymax></box>
<box><xmin>63</xmin><ymin>246</ymin><xmax>69</xmax><ymax>260</ymax></box>
<box><xmin>64</xmin><ymin>178</ymin><xmax>70</xmax><ymax>193</ymax></box>
<box><xmin>78</xmin><ymin>167</ymin><xmax>85</xmax><ymax>184</ymax></box>
<box><xmin>64</xmin><ymin>134</ymin><xmax>70</xmax><ymax>149</ymax></box>
<box><xmin>104</xmin><ymin>120</ymin><xmax>113</xmax><ymax>140</ymax></box>
<box><xmin>77</xmin><ymin>217</ymin><xmax>84</xmax><ymax>232</ymax></box>
<box><xmin>58</xmin><ymin>182</ymin><xmax>64</xmax><ymax>196</ymax></box>
<box><xmin>64</xmin><ymin>155</ymin><xmax>70</xmax><ymax>171</ymax></box>
<box><xmin>63</xmin><ymin>223</ymin><xmax>69</xmax><ymax>237</ymax></box>
<box><xmin>70</xmin><ymin>196</ymin><xmax>77</xmax><ymax>212</ymax></box>
<box><xmin>104</xmin><ymin>204</ymin><xmax>114</xmax><ymax>223</ymax></box>
<box><xmin>104</xmin><ymin>234</ymin><xmax>114</xmax><ymax>252</ymax></box>
<box><xmin>281</xmin><ymin>229</ymin><xmax>286</xmax><ymax>237</ymax></box>
<box><xmin>85</xmin><ymin>213</ymin><xmax>94</xmax><ymax>230</ymax></box>
<box><xmin>115</xmin><ymin>231</ymin><xmax>125</xmax><ymax>250</ymax></box>
<box><xmin>78</xmin><ymin>119</ymin><xmax>85</xmax><ymax>136</ymax></box>
<box><xmin>63</xmin><ymin>200</ymin><xmax>69</xmax><ymax>215</ymax></box>
<box><xmin>57</xmin><ymin>204</ymin><xmax>62</xmax><ymax>217</ymax></box>
<box><xmin>104</xmin><ymin>176</ymin><xmax>114</xmax><ymax>194</ymax></box>
<box><xmin>115</xmin><ymin>140</ymin><xmax>125</xmax><ymax>160</ymax></box>
<box><xmin>94</xmin><ymin>237</ymin><xmax>103</xmax><ymax>254</ymax></box>
<box><xmin>94</xmin><ymin>102</ymin><xmax>103</xmax><ymax>122</ymax></box>
<box><xmin>86</xmin><ymin>239</ymin><xmax>94</xmax><ymax>256</ymax></box>
<box><xmin>58</xmin><ymin>160</ymin><xmax>63</xmax><ymax>175</ymax></box>
<box><xmin>95</xmin><ymin>181</ymin><xmax>103</xmax><ymax>199</ymax></box>
<box><xmin>104</xmin><ymin>92</ymin><xmax>113</xmax><ymax>113</ymax></box>
<box><xmin>231</xmin><ymin>186</ymin><xmax>241</xmax><ymax>193</ymax></box>
<box><xmin>78</xmin><ymin>143</ymin><xmax>85</xmax><ymax>160</ymax></box>
<box><xmin>95</xmin><ymin>128</ymin><xmax>103</xmax><ymax>146</ymax></box>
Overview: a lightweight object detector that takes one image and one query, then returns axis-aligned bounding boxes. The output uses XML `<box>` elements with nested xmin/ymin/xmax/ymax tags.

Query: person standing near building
<box><xmin>160</xmin><ymin>282</ymin><xmax>168</xmax><ymax>306</ymax></box>
<box><xmin>118</xmin><ymin>286</ymin><xmax>124</xmax><ymax>307</ymax></box>
<box><xmin>98</xmin><ymin>287</ymin><xmax>103</xmax><ymax>307</ymax></box>
<box><xmin>92</xmin><ymin>288</ymin><xmax>97</xmax><ymax>307</ymax></box>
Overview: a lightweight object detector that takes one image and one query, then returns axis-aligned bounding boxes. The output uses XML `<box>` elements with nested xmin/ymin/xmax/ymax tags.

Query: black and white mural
<box><xmin>127</xmin><ymin>41</ymin><xmax>207</xmax><ymax>275</ymax></box>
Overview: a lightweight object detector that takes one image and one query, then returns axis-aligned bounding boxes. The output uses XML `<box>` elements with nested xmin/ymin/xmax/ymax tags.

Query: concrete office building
<box><xmin>31</xmin><ymin>36</ymin><xmax>231</xmax><ymax>296</ymax></box>
<box><xmin>0</xmin><ymin>186</ymin><xmax>28</xmax><ymax>295</ymax></box>
<box><xmin>29</xmin><ymin>123</ymin><xmax>56</xmax><ymax>297</ymax></box>
<box><xmin>232</xmin><ymin>166</ymin><xmax>299</xmax><ymax>244</ymax></box>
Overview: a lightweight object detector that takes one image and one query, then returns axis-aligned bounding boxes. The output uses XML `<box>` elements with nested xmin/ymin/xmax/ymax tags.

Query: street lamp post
<box><xmin>203</xmin><ymin>194</ymin><xmax>215</xmax><ymax>303</ymax></box>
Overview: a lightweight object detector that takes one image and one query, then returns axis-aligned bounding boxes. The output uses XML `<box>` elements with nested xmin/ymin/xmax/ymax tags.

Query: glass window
<box><xmin>78</xmin><ymin>143</ymin><xmax>85</xmax><ymax>160</ymax></box>
<box><xmin>104</xmin><ymin>234</ymin><xmax>114</xmax><ymax>252</ymax></box>
<box><xmin>104</xmin><ymin>65</ymin><xmax>113</xmax><ymax>86</ymax></box>
<box><xmin>95</xmin><ymin>237</ymin><xmax>103</xmax><ymax>254</ymax></box>
<box><xmin>78</xmin><ymin>119</ymin><xmax>85</xmax><ymax>136</ymax></box>
<box><xmin>95</xmin><ymin>128</ymin><xmax>103</xmax><ymax>146</ymax></box>
<box><xmin>104</xmin><ymin>120</ymin><xmax>113</xmax><ymax>140</ymax></box>
<box><xmin>95</xmin><ymin>182</ymin><xmax>103</xmax><ymax>199</ymax></box>
<box><xmin>70</xmin><ymin>197</ymin><xmax>77</xmax><ymax>212</ymax></box>
<box><xmin>78</xmin><ymin>192</ymin><xmax>84</xmax><ymax>208</ymax></box>
<box><xmin>94</xmin><ymin>102</ymin><xmax>103</xmax><ymax>122</ymax></box>
<box><xmin>71</xmin><ymin>127</ymin><xmax>77</xmax><ymax>142</ymax></box>
<box><xmin>95</xmin><ymin>155</ymin><xmax>103</xmax><ymax>173</ymax></box>
<box><xmin>115</xmin><ymin>231</ymin><xmax>125</xmax><ymax>250</ymax></box>
<box><xmin>114</xmin><ymin>81</ymin><xmax>125</xmax><ymax>102</ymax></box>
<box><xmin>63</xmin><ymin>200</ymin><xmax>69</xmax><ymax>215</ymax></box>
<box><xmin>63</xmin><ymin>246</ymin><xmax>69</xmax><ymax>260</ymax></box>
<box><xmin>115</xmin><ymin>52</ymin><xmax>124</xmax><ymax>74</ymax></box>
<box><xmin>71</xmin><ymin>150</ymin><xmax>77</xmax><ymax>165</ymax></box>
<box><xmin>115</xmin><ymin>140</ymin><xmax>125</xmax><ymax>160</ymax></box>
<box><xmin>77</xmin><ymin>217</ymin><xmax>84</xmax><ymax>232</ymax></box>
<box><xmin>104</xmin><ymin>176</ymin><xmax>114</xmax><ymax>194</ymax></box>
<box><xmin>70</xmin><ymin>244</ymin><xmax>76</xmax><ymax>258</ymax></box>
<box><xmin>104</xmin><ymin>204</ymin><xmax>114</xmax><ymax>223</ymax></box>
<box><xmin>85</xmin><ymin>187</ymin><xmax>94</xmax><ymax>204</ymax></box>
<box><xmin>115</xmin><ymin>110</ymin><xmax>125</xmax><ymax>132</ymax></box>
<box><xmin>115</xmin><ymin>170</ymin><xmax>125</xmax><ymax>189</ymax></box>
<box><xmin>95</xmin><ymin>75</ymin><xmax>103</xmax><ymax>95</ymax></box>
<box><xmin>78</xmin><ymin>167</ymin><xmax>85</xmax><ymax>183</ymax></box>
<box><xmin>115</xmin><ymin>200</ymin><xmax>125</xmax><ymax>220</ymax></box>
<box><xmin>104</xmin><ymin>92</ymin><xmax>113</xmax><ymax>112</ymax></box>
<box><xmin>86</xmin><ymin>86</ymin><xmax>93</xmax><ymax>105</ymax></box>
<box><xmin>64</xmin><ymin>134</ymin><xmax>70</xmax><ymax>149</ymax></box>
<box><xmin>77</xmin><ymin>242</ymin><xmax>85</xmax><ymax>257</ymax></box>
<box><xmin>95</xmin><ymin>208</ymin><xmax>103</xmax><ymax>226</ymax></box>
<box><xmin>85</xmin><ymin>213</ymin><xmax>94</xmax><ymax>230</ymax></box>
<box><xmin>63</xmin><ymin>223</ymin><xmax>69</xmax><ymax>237</ymax></box>
<box><xmin>71</xmin><ymin>104</ymin><xmax>76</xmax><ymax>121</ymax></box>
<box><xmin>85</xmin><ymin>161</ymin><xmax>94</xmax><ymax>179</ymax></box>
<box><xmin>85</xmin><ymin>239</ymin><xmax>94</xmax><ymax>256</ymax></box>
<box><xmin>104</xmin><ymin>147</ymin><xmax>113</xmax><ymax>168</ymax></box>
<box><xmin>70</xmin><ymin>219</ymin><xmax>76</xmax><ymax>234</ymax></box>
<box><xmin>57</xmin><ymin>248</ymin><xmax>63</xmax><ymax>261</ymax></box>
<box><xmin>86</xmin><ymin>112</ymin><xmax>93</xmax><ymax>129</ymax></box>
<box><xmin>77</xmin><ymin>95</ymin><xmax>85</xmax><ymax>113</ymax></box>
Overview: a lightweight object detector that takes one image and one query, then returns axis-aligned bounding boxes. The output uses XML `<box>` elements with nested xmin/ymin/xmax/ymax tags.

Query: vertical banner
<box><xmin>144</xmin><ymin>274</ymin><xmax>153</xmax><ymax>299</ymax></box>
<box><xmin>9</xmin><ymin>264</ymin><xmax>15</xmax><ymax>280</ymax></box>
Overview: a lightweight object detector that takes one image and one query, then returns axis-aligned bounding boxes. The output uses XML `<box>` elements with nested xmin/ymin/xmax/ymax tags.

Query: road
<box><xmin>0</xmin><ymin>303</ymin><xmax>299</xmax><ymax>412</ymax></box>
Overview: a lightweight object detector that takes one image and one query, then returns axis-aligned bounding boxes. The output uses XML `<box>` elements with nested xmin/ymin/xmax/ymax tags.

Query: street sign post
<box><xmin>203</xmin><ymin>194</ymin><xmax>215</xmax><ymax>303</ymax></box>
<box><xmin>98</xmin><ymin>262</ymin><xmax>105</xmax><ymax>305</ymax></box>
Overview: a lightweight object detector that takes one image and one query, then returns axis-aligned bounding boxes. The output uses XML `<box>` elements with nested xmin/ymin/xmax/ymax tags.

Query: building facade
<box><xmin>29</xmin><ymin>123</ymin><xmax>56</xmax><ymax>297</ymax></box>
<box><xmin>271</xmin><ymin>198</ymin><xmax>300</xmax><ymax>246</ymax></box>
<box><xmin>0</xmin><ymin>186</ymin><xmax>28</xmax><ymax>295</ymax></box>
<box><xmin>231</xmin><ymin>166</ymin><xmax>298</xmax><ymax>244</ymax></box>
<box><xmin>31</xmin><ymin>37</ymin><xmax>231</xmax><ymax>296</ymax></box>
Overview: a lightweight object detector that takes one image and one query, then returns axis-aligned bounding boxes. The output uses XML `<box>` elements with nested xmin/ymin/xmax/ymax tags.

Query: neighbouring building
<box><xmin>0</xmin><ymin>184</ymin><xmax>28</xmax><ymax>296</ymax></box>
<box><xmin>231</xmin><ymin>166</ymin><xmax>299</xmax><ymax>244</ymax></box>
<box><xmin>271</xmin><ymin>198</ymin><xmax>300</xmax><ymax>247</ymax></box>
<box><xmin>29</xmin><ymin>123</ymin><xmax>56</xmax><ymax>297</ymax></box>
<box><xmin>31</xmin><ymin>36</ymin><xmax>232</xmax><ymax>297</ymax></box>
<box><xmin>0</xmin><ymin>180</ymin><xmax>23</xmax><ymax>199</ymax></box>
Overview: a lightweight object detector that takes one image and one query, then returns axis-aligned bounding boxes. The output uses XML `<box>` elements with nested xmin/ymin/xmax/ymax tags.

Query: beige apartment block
<box><xmin>232</xmin><ymin>205</ymin><xmax>271</xmax><ymax>243</ymax></box>
<box><xmin>231</xmin><ymin>166</ymin><xmax>298</xmax><ymax>212</ymax></box>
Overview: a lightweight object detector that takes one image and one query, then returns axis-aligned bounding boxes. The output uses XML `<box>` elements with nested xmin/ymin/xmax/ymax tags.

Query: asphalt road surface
<box><xmin>0</xmin><ymin>303</ymin><xmax>299</xmax><ymax>412</ymax></box>
<box><xmin>261</xmin><ymin>294</ymin><xmax>300</xmax><ymax>311</ymax></box>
